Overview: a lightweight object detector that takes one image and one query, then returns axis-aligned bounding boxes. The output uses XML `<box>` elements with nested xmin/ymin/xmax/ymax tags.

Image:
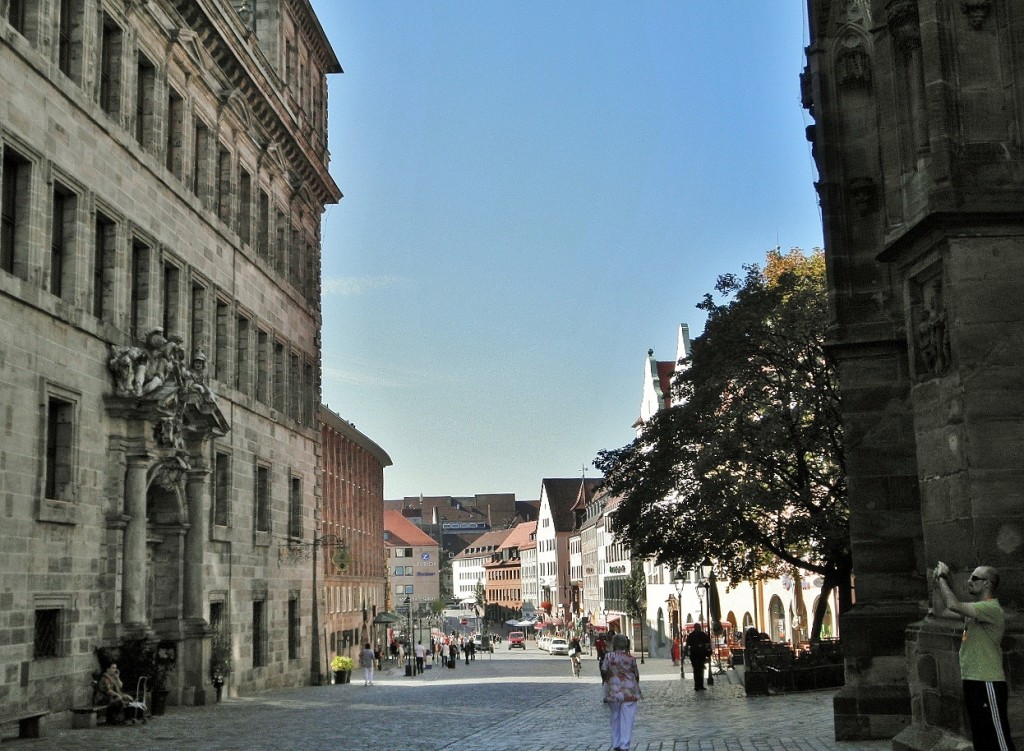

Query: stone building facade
<box><xmin>803</xmin><ymin>1</ymin><xmax>1022</xmax><ymax>747</ymax></box>
<box><xmin>1</xmin><ymin>0</ymin><xmax>340</xmax><ymax>721</ymax></box>
<box><xmin>319</xmin><ymin>406</ymin><xmax>390</xmax><ymax>671</ymax></box>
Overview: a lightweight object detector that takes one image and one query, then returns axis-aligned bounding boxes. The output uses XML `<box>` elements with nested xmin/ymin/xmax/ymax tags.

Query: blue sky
<box><xmin>310</xmin><ymin>2</ymin><xmax>823</xmax><ymax>500</ymax></box>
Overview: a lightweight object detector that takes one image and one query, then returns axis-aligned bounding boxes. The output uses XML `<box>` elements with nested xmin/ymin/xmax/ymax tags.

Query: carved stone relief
<box><xmin>912</xmin><ymin>274</ymin><xmax>952</xmax><ymax>378</ymax></box>
<box><xmin>886</xmin><ymin>0</ymin><xmax>922</xmax><ymax>52</ymax></box>
<box><xmin>836</xmin><ymin>43</ymin><xmax>872</xmax><ymax>89</ymax></box>
<box><xmin>960</xmin><ymin>0</ymin><xmax>993</xmax><ymax>29</ymax></box>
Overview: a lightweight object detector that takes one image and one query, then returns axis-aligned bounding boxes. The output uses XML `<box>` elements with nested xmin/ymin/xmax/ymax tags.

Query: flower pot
<box><xmin>333</xmin><ymin>670</ymin><xmax>351</xmax><ymax>684</ymax></box>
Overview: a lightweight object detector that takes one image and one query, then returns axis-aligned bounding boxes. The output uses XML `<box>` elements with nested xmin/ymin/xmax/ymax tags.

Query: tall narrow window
<box><xmin>98</xmin><ymin>13</ymin><xmax>122</xmax><ymax>118</ymax></box>
<box><xmin>235</xmin><ymin>314</ymin><xmax>250</xmax><ymax>394</ymax></box>
<box><xmin>256</xmin><ymin>329</ymin><xmax>269</xmax><ymax>403</ymax></box>
<box><xmin>289</xmin><ymin>351</ymin><xmax>300</xmax><ymax>421</ymax></box>
<box><xmin>34</xmin><ymin>608</ymin><xmax>61</xmax><ymax>658</ymax></box>
<box><xmin>273</xmin><ymin>340</ymin><xmax>286</xmax><ymax>413</ymax></box>
<box><xmin>8</xmin><ymin>0</ymin><xmax>40</xmax><ymax>41</ymax></box>
<box><xmin>130</xmin><ymin>239</ymin><xmax>150</xmax><ymax>338</ymax></box>
<box><xmin>166</xmin><ymin>88</ymin><xmax>184</xmax><ymax>179</ymax></box>
<box><xmin>192</xmin><ymin>119</ymin><xmax>211</xmax><ymax>202</ymax></box>
<box><xmin>50</xmin><ymin>184</ymin><xmax>76</xmax><ymax>299</ymax></box>
<box><xmin>252</xmin><ymin>600</ymin><xmax>266</xmax><ymax>667</ymax></box>
<box><xmin>274</xmin><ymin>209</ymin><xmax>287</xmax><ymax>274</ymax></box>
<box><xmin>93</xmin><ymin>212</ymin><xmax>115</xmax><ymax>320</ymax></box>
<box><xmin>255</xmin><ymin>463</ymin><xmax>270</xmax><ymax>532</ymax></box>
<box><xmin>287</xmin><ymin>596</ymin><xmax>299</xmax><ymax>660</ymax></box>
<box><xmin>213</xmin><ymin>451</ymin><xmax>230</xmax><ymax>527</ymax></box>
<box><xmin>288</xmin><ymin>475</ymin><xmax>301</xmax><ymax>538</ymax></box>
<box><xmin>135</xmin><ymin>52</ymin><xmax>156</xmax><ymax>150</ymax></box>
<box><xmin>237</xmin><ymin>169</ymin><xmax>251</xmax><ymax>245</ymax></box>
<box><xmin>45</xmin><ymin>395</ymin><xmax>75</xmax><ymax>501</ymax></box>
<box><xmin>57</xmin><ymin>0</ymin><xmax>75</xmax><ymax>78</ymax></box>
<box><xmin>214</xmin><ymin>298</ymin><xmax>230</xmax><ymax>382</ymax></box>
<box><xmin>190</xmin><ymin>281</ymin><xmax>208</xmax><ymax>357</ymax></box>
<box><xmin>162</xmin><ymin>262</ymin><xmax>179</xmax><ymax>336</ymax></box>
<box><xmin>1</xmin><ymin>148</ymin><xmax>31</xmax><ymax>277</ymax></box>
<box><xmin>216</xmin><ymin>147</ymin><xmax>231</xmax><ymax>223</ymax></box>
<box><xmin>303</xmin><ymin>359</ymin><xmax>315</xmax><ymax>428</ymax></box>
<box><xmin>257</xmin><ymin>189</ymin><xmax>269</xmax><ymax>260</ymax></box>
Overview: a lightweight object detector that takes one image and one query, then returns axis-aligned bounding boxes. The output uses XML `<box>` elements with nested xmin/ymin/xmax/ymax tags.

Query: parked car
<box><xmin>549</xmin><ymin>637</ymin><xmax>569</xmax><ymax>655</ymax></box>
<box><xmin>508</xmin><ymin>631</ymin><xmax>526</xmax><ymax>649</ymax></box>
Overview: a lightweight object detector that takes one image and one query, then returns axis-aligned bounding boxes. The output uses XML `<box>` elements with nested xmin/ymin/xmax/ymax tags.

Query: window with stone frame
<box><xmin>257</xmin><ymin>189</ymin><xmax>270</xmax><ymax>262</ymax></box>
<box><xmin>287</xmin><ymin>594</ymin><xmax>300</xmax><ymax>660</ymax></box>
<box><xmin>212</xmin><ymin>450</ymin><xmax>231</xmax><ymax>528</ymax></box>
<box><xmin>50</xmin><ymin>182</ymin><xmax>77</xmax><ymax>299</ymax></box>
<box><xmin>1</xmin><ymin>146</ymin><xmax>33</xmax><ymax>278</ymax></box>
<box><xmin>93</xmin><ymin>210</ymin><xmax>116</xmax><ymax>321</ymax></box>
<box><xmin>135</xmin><ymin>51</ymin><xmax>156</xmax><ymax>151</ymax></box>
<box><xmin>214</xmin><ymin>296</ymin><xmax>231</xmax><ymax>382</ymax></box>
<box><xmin>34</xmin><ymin>608</ymin><xmax>61</xmax><ymax>658</ymax></box>
<box><xmin>57</xmin><ymin>0</ymin><xmax>85</xmax><ymax>83</ymax></box>
<box><xmin>192</xmin><ymin>118</ymin><xmax>212</xmax><ymax>204</ymax></box>
<box><xmin>251</xmin><ymin>599</ymin><xmax>267</xmax><ymax>667</ymax></box>
<box><xmin>166</xmin><ymin>87</ymin><xmax>184</xmax><ymax>180</ymax></box>
<box><xmin>44</xmin><ymin>390</ymin><xmax>77</xmax><ymax>502</ymax></box>
<box><xmin>255</xmin><ymin>462</ymin><xmax>271</xmax><ymax>533</ymax></box>
<box><xmin>272</xmin><ymin>339</ymin><xmax>286</xmax><ymax>413</ymax></box>
<box><xmin>288</xmin><ymin>350</ymin><xmax>300</xmax><ymax>422</ymax></box>
<box><xmin>97</xmin><ymin>12</ymin><xmax>123</xmax><ymax>119</ymax></box>
<box><xmin>216</xmin><ymin>145</ymin><xmax>231</xmax><ymax>223</ymax></box>
<box><xmin>237</xmin><ymin>168</ymin><xmax>252</xmax><ymax>246</ymax></box>
<box><xmin>274</xmin><ymin>208</ymin><xmax>288</xmax><ymax>275</ymax></box>
<box><xmin>190</xmin><ymin>279</ymin><xmax>209</xmax><ymax>359</ymax></box>
<box><xmin>303</xmin><ymin>358</ymin><xmax>315</xmax><ymax>429</ymax></box>
<box><xmin>235</xmin><ymin>313</ymin><xmax>251</xmax><ymax>395</ymax></box>
<box><xmin>162</xmin><ymin>260</ymin><xmax>180</xmax><ymax>337</ymax></box>
<box><xmin>7</xmin><ymin>0</ymin><xmax>39</xmax><ymax>43</ymax></box>
<box><xmin>256</xmin><ymin>328</ymin><xmax>269</xmax><ymax>404</ymax></box>
<box><xmin>288</xmin><ymin>474</ymin><xmax>302</xmax><ymax>538</ymax></box>
<box><xmin>129</xmin><ymin>238</ymin><xmax>151</xmax><ymax>338</ymax></box>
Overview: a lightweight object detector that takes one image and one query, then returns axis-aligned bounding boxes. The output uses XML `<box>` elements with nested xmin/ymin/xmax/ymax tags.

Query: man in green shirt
<box><xmin>933</xmin><ymin>561</ymin><xmax>1016</xmax><ymax>751</ymax></box>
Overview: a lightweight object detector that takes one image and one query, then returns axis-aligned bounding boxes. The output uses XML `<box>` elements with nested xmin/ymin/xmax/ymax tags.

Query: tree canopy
<box><xmin>594</xmin><ymin>249</ymin><xmax>849</xmax><ymax>640</ymax></box>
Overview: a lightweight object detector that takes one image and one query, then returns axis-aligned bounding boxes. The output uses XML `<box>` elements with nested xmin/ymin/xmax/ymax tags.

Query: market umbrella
<box><xmin>708</xmin><ymin>571</ymin><xmax>723</xmax><ymax>636</ymax></box>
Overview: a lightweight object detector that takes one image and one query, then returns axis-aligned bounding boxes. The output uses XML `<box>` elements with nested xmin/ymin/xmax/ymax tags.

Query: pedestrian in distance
<box><xmin>595</xmin><ymin>633</ymin><xmax>607</xmax><ymax>663</ymax></box>
<box><xmin>600</xmin><ymin>633</ymin><xmax>642</xmax><ymax>751</ymax></box>
<box><xmin>932</xmin><ymin>561</ymin><xmax>1016</xmax><ymax>751</ymax></box>
<box><xmin>684</xmin><ymin>623</ymin><xmax>712</xmax><ymax>691</ymax></box>
<box><xmin>359</xmin><ymin>642</ymin><xmax>375</xmax><ymax>686</ymax></box>
<box><xmin>415</xmin><ymin>640</ymin><xmax>426</xmax><ymax>674</ymax></box>
<box><xmin>448</xmin><ymin>642</ymin><xmax>457</xmax><ymax>670</ymax></box>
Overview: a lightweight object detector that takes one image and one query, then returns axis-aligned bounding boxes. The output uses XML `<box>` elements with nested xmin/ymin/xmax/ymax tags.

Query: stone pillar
<box><xmin>183</xmin><ymin>464</ymin><xmax>209</xmax><ymax>620</ymax></box>
<box><xmin>122</xmin><ymin>457</ymin><xmax>149</xmax><ymax>625</ymax></box>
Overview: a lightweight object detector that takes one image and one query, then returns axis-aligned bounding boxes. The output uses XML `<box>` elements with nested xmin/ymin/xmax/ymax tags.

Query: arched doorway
<box><xmin>812</xmin><ymin>596</ymin><xmax>836</xmax><ymax>639</ymax></box>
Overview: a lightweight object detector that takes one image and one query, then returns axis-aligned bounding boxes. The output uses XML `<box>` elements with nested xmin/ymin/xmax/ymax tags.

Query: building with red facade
<box><xmin>320</xmin><ymin>406</ymin><xmax>391</xmax><ymax>672</ymax></box>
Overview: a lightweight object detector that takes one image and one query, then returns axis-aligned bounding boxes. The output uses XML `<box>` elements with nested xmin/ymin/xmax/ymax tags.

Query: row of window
<box><xmin>2</xmin><ymin>139</ymin><xmax>320</xmax><ymax>430</ymax></box>
<box><xmin>35</xmin><ymin>595</ymin><xmax>299</xmax><ymax>669</ymax></box>
<box><xmin>4</xmin><ymin>2</ymin><xmax>322</xmax><ymax>307</ymax></box>
<box><xmin>211</xmin><ymin>451</ymin><xmax>304</xmax><ymax>538</ymax></box>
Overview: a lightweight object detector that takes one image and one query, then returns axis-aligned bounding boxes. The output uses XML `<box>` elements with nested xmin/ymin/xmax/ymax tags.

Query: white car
<box><xmin>549</xmin><ymin>637</ymin><xmax>569</xmax><ymax>656</ymax></box>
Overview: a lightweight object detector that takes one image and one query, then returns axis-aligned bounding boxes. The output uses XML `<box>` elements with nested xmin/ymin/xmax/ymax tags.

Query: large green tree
<box><xmin>595</xmin><ymin>249</ymin><xmax>849</xmax><ymax>642</ymax></box>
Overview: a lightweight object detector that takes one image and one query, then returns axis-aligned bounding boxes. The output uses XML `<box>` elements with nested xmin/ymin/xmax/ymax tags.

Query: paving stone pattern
<box><xmin>17</xmin><ymin>652</ymin><xmax>891</xmax><ymax>750</ymax></box>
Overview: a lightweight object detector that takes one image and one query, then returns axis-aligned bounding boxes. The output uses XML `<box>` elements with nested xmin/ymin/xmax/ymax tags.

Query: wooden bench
<box><xmin>0</xmin><ymin>709</ymin><xmax>50</xmax><ymax>739</ymax></box>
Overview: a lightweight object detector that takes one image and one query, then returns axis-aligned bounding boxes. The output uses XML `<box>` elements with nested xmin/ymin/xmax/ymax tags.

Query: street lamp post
<box><xmin>699</xmin><ymin>556</ymin><xmax>714</xmax><ymax>687</ymax></box>
<box><xmin>309</xmin><ymin>533</ymin><xmax>344</xmax><ymax>686</ymax></box>
<box><xmin>672</xmin><ymin>570</ymin><xmax>685</xmax><ymax>680</ymax></box>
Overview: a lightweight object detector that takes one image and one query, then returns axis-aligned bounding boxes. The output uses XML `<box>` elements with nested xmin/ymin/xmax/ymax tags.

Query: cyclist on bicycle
<box><xmin>568</xmin><ymin>636</ymin><xmax>583</xmax><ymax>676</ymax></box>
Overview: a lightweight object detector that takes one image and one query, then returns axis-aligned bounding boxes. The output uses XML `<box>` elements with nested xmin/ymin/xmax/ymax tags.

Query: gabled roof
<box><xmin>540</xmin><ymin>478</ymin><xmax>602</xmax><ymax>533</ymax></box>
<box><xmin>383</xmin><ymin>510</ymin><xmax>439</xmax><ymax>547</ymax></box>
<box><xmin>499</xmin><ymin>521</ymin><xmax>536</xmax><ymax>552</ymax></box>
<box><xmin>452</xmin><ymin>528</ymin><xmax>515</xmax><ymax>560</ymax></box>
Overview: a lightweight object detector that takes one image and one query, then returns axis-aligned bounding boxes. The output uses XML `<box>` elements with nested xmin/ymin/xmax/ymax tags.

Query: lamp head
<box><xmin>700</xmin><ymin>556</ymin><xmax>713</xmax><ymax>581</ymax></box>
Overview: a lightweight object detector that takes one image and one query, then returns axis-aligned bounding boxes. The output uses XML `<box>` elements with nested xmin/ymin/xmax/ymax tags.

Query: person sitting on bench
<box><xmin>99</xmin><ymin>664</ymin><xmax>135</xmax><ymax>724</ymax></box>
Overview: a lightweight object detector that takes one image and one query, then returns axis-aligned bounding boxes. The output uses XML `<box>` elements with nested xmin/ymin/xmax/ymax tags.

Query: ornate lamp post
<box><xmin>672</xmin><ymin>570</ymin><xmax>686</xmax><ymax>680</ymax></box>
<box><xmin>698</xmin><ymin>556</ymin><xmax>714</xmax><ymax>686</ymax></box>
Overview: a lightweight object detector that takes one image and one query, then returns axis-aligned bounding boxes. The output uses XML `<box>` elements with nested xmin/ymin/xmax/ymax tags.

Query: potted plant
<box><xmin>331</xmin><ymin>655</ymin><xmax>353</xmax><ymax>684</ymax></box>
<box><xmin>210</xmin><ymin>634</ymin><xmax>233</xmax><ymax>702</ymax></box>
<box><xmin>113</xmin><ymin>636</ymin><xmax>177</xmax><ymax>715</ymax></box>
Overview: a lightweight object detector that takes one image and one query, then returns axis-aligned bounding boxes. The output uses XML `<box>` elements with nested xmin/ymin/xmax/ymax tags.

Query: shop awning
<box><xmin>373</xmin><ymin>612</ymin><xmax>400</xmax><ymax>624</ymax></box>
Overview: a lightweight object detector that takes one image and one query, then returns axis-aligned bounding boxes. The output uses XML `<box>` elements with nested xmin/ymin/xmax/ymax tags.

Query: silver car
<box><xmin>548</xmin><ymin>637</ymin><xmax>569</xmax><ymax>656</ymax></box>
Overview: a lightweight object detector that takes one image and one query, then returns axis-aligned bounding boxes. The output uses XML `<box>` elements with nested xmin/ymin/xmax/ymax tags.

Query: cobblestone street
<box><xmin>13</xmin><ymin>651</ymin><xmax>893</xmax><ymax>751</ymax></box>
